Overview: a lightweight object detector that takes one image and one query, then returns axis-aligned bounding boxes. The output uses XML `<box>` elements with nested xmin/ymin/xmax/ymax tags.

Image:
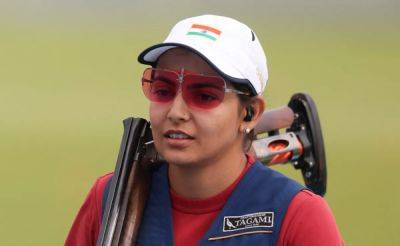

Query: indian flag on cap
<box><xmin>187</xmin><ymin>24</ymin><xmax>221</xmax><ymax>41</ymax></box>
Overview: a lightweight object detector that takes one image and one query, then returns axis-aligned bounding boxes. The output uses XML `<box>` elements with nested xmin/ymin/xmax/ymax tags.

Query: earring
<box><xmin>244</xmin><ymin>128</ymin><xmax>251</xmax><ymax>134</ymax></box>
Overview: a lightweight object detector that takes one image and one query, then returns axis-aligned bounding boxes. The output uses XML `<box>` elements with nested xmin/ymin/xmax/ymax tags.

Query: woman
<box><xmin>66</xmin><ymin>15</ymin><xmax>343</xmax><ymax>245</ymax></box>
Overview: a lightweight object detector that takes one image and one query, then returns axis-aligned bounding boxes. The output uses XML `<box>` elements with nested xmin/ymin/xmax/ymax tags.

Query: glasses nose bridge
<box><xmin>175</xmin><ymin>67</ymin><xmax>186</xmax><ymax>95</ymax></box>
<box><xmin>178</xmin><ymin>67</ymin><xmax>185</xmax><ymax>83</ymax></box>
<box><xmin>169</xmin><ymin>68</ymin><xmax>196</xmax><ymax>116</ymax></box>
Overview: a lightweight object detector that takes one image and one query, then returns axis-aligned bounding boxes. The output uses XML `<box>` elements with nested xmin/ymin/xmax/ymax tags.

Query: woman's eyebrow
<box><xmin>153</xmin><ymin>74</ymin><xmax>176</xmax><ymax>84</ymax></box>
<box><xmin>188</xmin><ymin>82</ymin><xmax>221</xmax><ymax>90</ymax></box>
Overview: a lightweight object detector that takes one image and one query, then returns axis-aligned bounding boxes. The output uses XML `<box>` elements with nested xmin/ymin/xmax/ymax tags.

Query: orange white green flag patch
<box><xmin>186</xmin><ymin>24</ymin><xmax>222</xmax><ymax>41</ymax></box>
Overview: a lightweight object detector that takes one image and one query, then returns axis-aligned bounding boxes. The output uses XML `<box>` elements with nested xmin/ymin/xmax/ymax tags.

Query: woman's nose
<box><xmin>166</xmin><ymin>91</ymin><xmax>190</xmax><ymax>123</ymax></box>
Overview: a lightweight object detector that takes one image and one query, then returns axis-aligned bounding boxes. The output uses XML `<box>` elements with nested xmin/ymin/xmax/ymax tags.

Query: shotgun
<box><xmin>97</xmin><ymin>118</ymin><xmax>161</xmax><ymax>246</ymax></box>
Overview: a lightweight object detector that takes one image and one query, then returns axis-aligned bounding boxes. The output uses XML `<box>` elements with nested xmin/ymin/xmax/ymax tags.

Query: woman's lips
<box><xmin>164</xmin><ymin>130</ymin><xmax>194</xmax><ymax>139</ymax></box>
<box><xmin>163</xmin><ymin>130</ymin><xmax>194</xmax><ymax>148</ymax></box>
<box><xmin>164</xmin><ymin>137</ymin><xmax>194</xmax><ymax>148</ymax></box>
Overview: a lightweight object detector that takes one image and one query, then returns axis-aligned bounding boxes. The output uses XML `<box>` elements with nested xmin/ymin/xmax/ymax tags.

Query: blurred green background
<box><xmin>0</xmin><ymin>0</ymin><xmax>399</xmax><ymax>245</ymax></box>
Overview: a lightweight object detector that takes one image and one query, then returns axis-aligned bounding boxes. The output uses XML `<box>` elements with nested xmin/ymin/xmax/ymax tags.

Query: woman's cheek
<box><xmin>149</xmin><ymin>104</ymin><xmax>165</xmax><ymax>144</ymax></box>
<box><xmin>198</xmin><ymin>115</ymin><xmax>226</xmax><ymax>140</ymax></box>
<box><xmin>149</xmin><ymin>103</ymin><xmax>164</xmax><ymax>126</ymax></box>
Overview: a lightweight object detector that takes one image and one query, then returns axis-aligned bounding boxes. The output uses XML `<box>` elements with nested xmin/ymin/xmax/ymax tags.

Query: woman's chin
<box><xmin>162</xmin><ymin>152</ymin><xmax>199</xmax><ymax>168</ymax></box>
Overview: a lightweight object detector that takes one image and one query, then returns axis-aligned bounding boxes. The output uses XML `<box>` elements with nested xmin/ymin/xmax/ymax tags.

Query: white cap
<box><xmin>138</xmin><ymin>15</ymin><xmax>268</xmax><ymax>96</ymax></box>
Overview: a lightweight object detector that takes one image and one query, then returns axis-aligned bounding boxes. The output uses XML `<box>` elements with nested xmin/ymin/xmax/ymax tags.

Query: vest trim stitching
<box><xmin>208</xmin><ymin>230</ymin><xmax>273</xmax><ymax>241</ymax></box>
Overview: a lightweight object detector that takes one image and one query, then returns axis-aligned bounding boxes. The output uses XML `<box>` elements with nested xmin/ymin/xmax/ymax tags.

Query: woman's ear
<box><xmin>241</xmin><ymin>96</ymin><xmax>265</xmax><ymax>132</ymax></box>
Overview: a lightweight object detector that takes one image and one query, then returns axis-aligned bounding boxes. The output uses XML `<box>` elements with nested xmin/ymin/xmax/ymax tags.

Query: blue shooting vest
<box><xmin>136</xmin><ymin>161</ymin><xmax>304</xmax><ymax>245</ymax></box>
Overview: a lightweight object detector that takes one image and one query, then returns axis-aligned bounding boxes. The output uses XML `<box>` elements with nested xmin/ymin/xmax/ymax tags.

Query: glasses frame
<box><xmin>141</xmin><ymin>67</ymin><xmax>250</xmax><ymax>99</ymax></box>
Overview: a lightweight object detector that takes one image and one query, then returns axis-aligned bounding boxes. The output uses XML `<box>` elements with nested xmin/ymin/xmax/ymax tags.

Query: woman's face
<box><xmin>149</xmin><ymin>48</ymin><xmax>246</xmax><ymax>167</ymax></box>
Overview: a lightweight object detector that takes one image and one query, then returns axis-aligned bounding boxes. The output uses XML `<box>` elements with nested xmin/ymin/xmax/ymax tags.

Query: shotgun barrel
<box><xmin>97</xmin><ymin>118</ymin><xmax>152</xmax><ymax>246</ymax></box>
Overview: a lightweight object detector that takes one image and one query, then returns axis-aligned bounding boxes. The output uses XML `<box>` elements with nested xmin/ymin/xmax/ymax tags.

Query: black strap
<box><xmin>101</xmin><ymin>176</ymin><xmax>113</xmax><ymax>220</ymax></box>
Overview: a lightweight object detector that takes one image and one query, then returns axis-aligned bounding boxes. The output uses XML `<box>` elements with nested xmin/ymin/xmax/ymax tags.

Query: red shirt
<box><xmin>66</xmin><ymin>163</ymin><xmax>343</xmax><ymax>245</ymax></box>
<box><xmin>170</xmin><ymin>156</ymin><xmax>254</xmax><ymax>245</ymax></box>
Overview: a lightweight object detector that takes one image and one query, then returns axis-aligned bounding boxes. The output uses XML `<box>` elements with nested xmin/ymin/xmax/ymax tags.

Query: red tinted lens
<box><xmin>182</xmin><ymin>74</ymin><xmax>225</xmax><ymax>109</ymax></box>
<box><xmin>142</xmin><ymin>68</ymin><xmax>178</xmax><ymax>103</ymax></box>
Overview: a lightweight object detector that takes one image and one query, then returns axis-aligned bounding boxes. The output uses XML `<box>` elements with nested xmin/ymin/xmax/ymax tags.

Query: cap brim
<box><xmin>137</xmin><ymin>42</ymin><xmax>257</xmax><ymax>96</ymax></box>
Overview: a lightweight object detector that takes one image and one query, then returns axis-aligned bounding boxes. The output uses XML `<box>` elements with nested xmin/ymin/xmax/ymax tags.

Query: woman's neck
<box><xmin>168</xmin><ymin>150</ymin><xmax>247</xmax><ymax>199</ymax></box>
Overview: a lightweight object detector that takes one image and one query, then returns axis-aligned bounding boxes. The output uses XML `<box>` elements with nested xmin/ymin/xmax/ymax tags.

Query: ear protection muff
<box><xmin>244</xmin><ymin>106</ymin><xmax>254</xmax><ymax>122</ymax></box>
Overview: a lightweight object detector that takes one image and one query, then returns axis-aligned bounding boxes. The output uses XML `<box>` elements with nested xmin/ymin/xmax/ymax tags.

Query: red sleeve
<box><xmin>65</xmin><ymin>173</ymin><xmax>113</xmax><ymax>246</ymax></box>
<box><xmin>278</xmin><ymin>190</ymin><xmax>344</xmax><ymax>246</ymax></box>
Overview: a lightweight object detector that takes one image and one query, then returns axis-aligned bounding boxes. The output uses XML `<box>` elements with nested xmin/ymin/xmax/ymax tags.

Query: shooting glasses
<box><xmin>141</xmin><ymin>68</ymin><xmax>250</xmax><ymax>110</ymax></box>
